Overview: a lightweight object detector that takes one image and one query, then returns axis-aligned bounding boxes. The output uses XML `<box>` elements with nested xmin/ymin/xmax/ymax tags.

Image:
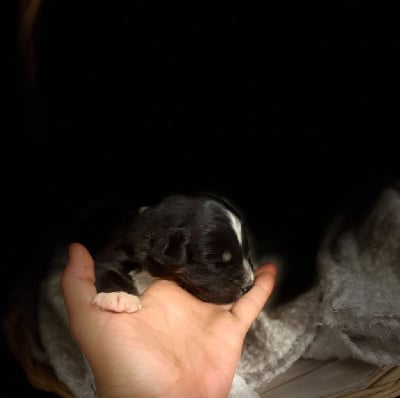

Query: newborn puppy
<box><xmin>91</xmin><ymin>194</ymin><xmax>255</xmax><ymax>313</ymax></box>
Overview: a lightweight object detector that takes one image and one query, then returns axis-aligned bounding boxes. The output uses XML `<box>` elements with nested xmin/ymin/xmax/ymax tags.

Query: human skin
<box><xmin>60</xmin><ymin>243</ymin><xmax>276</xmax><ymax>398</ymax></box>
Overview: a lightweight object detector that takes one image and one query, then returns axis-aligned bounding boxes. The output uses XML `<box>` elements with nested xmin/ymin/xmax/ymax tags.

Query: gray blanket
<box><xmin>37</xmin><ymin>186</ymin><xmax>400</xmax><ymax>397</ymax></box>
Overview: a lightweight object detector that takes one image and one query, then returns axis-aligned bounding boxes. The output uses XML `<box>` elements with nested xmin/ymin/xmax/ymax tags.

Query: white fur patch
<box><xmin>226</xmin><ymin>209</ymin><xmax>243</xmax><ymax>246</ymax></box>
<box><xmin>129</xmin><ymin>270</ymin><xmax>155</xmax><ymax>295</ymax></box>
<box><xmin>225</xmin><ymin>209</ymin><xmax>254</xmax><ymax>284</ymax></box>
<box><xmin>244</xmin><ymin>258</ymin><xmax>255</xmax><ymax>284</ymax></box>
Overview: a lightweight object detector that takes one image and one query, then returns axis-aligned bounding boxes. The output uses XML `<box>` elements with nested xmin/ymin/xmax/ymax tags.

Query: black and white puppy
<box><xmin>90</xmin><ymin>194</ymin><xmax>255</xmax><ymax>313</ymax></box>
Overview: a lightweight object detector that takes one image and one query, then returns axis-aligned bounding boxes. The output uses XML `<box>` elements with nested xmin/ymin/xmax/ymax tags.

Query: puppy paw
<box><xmin>92</xmin><ymin>292</ymin><xmax>142</xmax><ymax>313</ymax></box>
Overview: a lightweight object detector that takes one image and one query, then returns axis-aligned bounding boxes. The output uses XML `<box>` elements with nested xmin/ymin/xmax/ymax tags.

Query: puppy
<box><xmin>90</xmin><ymin>194</ymin><xmax>255</xmax><ymax>313</ymax></box>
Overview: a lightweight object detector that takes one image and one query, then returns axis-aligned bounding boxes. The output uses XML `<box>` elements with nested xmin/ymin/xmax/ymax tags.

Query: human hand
<box><xmin>60</xmin><ymin>243</ymin><xmax>276</xmax><ymax>398</ymax></box>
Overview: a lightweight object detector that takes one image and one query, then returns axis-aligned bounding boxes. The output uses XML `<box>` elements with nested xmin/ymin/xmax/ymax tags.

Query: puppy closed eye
<box><xmin>204</xmin><ymin>249</ymin><xmax>239</xmax><ymax>268</ymax></box>
<box><xmin>222</xmin><ymin>250</ymin><xmax>232</xmax><ymax>262</ymax></box>
<box><xmin>211</xmin><ymin>251</ymin><xmax>238</xmax><ymax>269</ymax></box>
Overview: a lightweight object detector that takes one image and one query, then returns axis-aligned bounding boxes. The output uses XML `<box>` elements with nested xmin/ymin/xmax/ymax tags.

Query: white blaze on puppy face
<box><xmin>227</xmin><ymin>210</ymin><xmax>243</xmax><ymax>246</ymax></box>
<box><xmin>226</xmin><ymin>209</ymin><xmax>254</xmax><ymax>283</ymax></box>
<box><xmin>243</xmin><ymin>258</ymin><xmax>255</xmax><ymax>284</ymax></box>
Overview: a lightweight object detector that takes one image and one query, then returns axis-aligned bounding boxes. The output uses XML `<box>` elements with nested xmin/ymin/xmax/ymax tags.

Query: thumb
<box><xmin>60</xmin><ymin>243</ymin><xmax>97</xmax><ymax>324</ymax></box>
<box><xmin>231</xmin><ymin>263</ymin><xmax>276</xmax><ymax>332</ymax></box>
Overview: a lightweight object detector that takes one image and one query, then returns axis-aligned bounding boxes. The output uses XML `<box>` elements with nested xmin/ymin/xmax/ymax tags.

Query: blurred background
<box><xmin>3</xmin><ymin>1</ymin><xmax>400</xmax><ymax>396</ymax></box>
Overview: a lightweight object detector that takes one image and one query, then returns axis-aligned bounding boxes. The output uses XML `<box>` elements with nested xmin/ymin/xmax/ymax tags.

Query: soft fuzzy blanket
<box><xmin>36</xmin><ymin>186</ymin><xmax>400</xmax><ymax>397</ymax></box>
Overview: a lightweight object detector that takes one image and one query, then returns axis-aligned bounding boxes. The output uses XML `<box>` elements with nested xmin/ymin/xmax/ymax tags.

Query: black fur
<box><xmin>91</xmin><ymin>194</ymin><xmax>254</xmax><ymax>304</ymax></box>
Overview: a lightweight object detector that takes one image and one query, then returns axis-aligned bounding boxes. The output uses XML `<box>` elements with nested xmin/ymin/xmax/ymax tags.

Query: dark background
<box><xmin>3</xmin><ymin>1</ymin><xmax>400</xmax><ymax>396</ymax></box>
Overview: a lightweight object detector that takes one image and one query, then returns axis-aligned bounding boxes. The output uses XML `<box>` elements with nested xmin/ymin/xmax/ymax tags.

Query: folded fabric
<box><xmin>304</xmin><ymin>187</ymin><xmax>400</xmax><ymax>366</ymax></box>
<box><xmin>232</xmin><ymin>186</ymin><xmax>400</xmax><ymax>396</ymax></box>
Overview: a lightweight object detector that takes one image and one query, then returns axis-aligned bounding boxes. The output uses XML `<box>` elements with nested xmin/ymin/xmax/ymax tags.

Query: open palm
<box><xmin>61</xmin><ymin>243</ymin><xmax>276</xmax><ymax>398</ymax></box>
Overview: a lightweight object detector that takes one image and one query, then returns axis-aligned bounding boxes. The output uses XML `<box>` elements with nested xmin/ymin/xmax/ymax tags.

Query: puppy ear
<box><xmin>151</xmin><ymin>227</ymin><xmax>189</xmax><ymax>265</ymax></box>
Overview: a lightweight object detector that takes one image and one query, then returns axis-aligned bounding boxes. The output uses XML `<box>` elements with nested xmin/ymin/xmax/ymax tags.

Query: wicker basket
<box><xmin>3</xmin><ymin>285</ymin><xmax>73</xmax><ymax>397</ymax></box>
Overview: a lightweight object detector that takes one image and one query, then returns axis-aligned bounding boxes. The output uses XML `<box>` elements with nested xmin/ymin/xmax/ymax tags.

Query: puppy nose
<box><xmin>241</xmin><ymin>283</ymin><xmax>253</xmax><ymax>294</ymax></box>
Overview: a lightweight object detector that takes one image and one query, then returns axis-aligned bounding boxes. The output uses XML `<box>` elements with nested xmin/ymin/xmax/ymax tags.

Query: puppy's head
<box><xmin>131</xmin><ymin>194</ymin><xmax>255</xmax><ymax>304</ymax></box>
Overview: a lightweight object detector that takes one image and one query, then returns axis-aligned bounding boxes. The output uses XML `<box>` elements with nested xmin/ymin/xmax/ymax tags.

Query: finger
<box><xmin>231</xmin><ymin>264</ymin><xmax>276</xmax><ymax>332</ymax></box>
<box><xmin>60</xmin><ymin>243</ymin><xmax>97</xmax><ymax>323</ymax></box>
